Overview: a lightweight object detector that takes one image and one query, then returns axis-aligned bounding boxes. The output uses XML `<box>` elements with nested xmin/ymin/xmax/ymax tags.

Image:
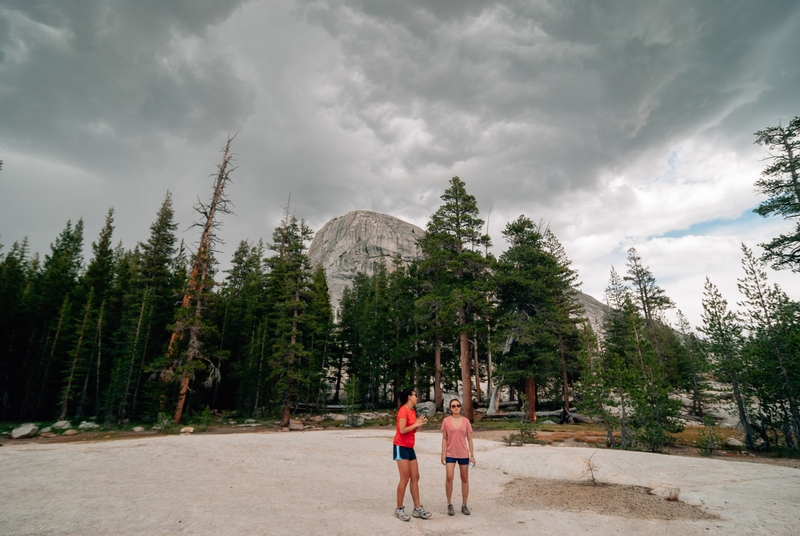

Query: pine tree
<box><xmin>219</xmin><ymin>239</ymin><xmax>270</xmax><ymax>416</ymax></box>
<box><xmin>737</xmin><ymin>245</ymin><xmax>800</xmax><ymax>448</ymax></box>
<box><xmin>623</xmin><ymin>247</ymin><xmax>691</xmax><ymax>389</ymax></box>
<box><xmin>753</xmin><ymin>116</ymin><xmax>800</xmax><ymax>271</ymax></box>
<box><xmin>0</xmin><ymin>238</ymin><xmax>36</xmax><ymax>419</ymax></box>
<box><xmin>267</xmin><ymin>211</ymin><xmax>315</xmax><ymax>426</ymax></box>
<box><xmin>27</xmin><ymin>219</ymin><xmax>84</xmax><ymax>419</ymax></box>
<box><xmin>418</xmin><ymin>176</ymin><xmax>492</xmax><ymax>421</ymax></box>
<box><xmin>494</xmin><ymin>216</ymin><xmax>583</xmax><ymax>421</ymax></box>
<box><xmin>675</xmin><ymin>310</ymin><xmax>709</xmax><ymax>417</ymax></box>
<box><xmin>699</xmin><ymin>277</ymin><xmax>755</xmax><ymax>450</ymax></box>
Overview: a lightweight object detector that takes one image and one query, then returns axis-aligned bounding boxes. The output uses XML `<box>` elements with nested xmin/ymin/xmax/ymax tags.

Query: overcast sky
<box><xmin>1</xmin><ymin>0</ymin><xmax>798</xmax><ymax>327</ymax></box>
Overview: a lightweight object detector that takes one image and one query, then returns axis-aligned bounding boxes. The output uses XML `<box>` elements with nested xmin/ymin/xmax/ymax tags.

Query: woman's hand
<box><xmin>469</xmin><ymin>456</ymin><xmax>476</xmax><ymax>467</ymax></box>
<box><xmin>416</xmin><ymin>415</ymin><xmax>427</xmax><ymax>428</ymax></box>
<box><xmin>441</xmin><ymin>456</ymin><xmax>446</xmax><ymax>465</ymax></box>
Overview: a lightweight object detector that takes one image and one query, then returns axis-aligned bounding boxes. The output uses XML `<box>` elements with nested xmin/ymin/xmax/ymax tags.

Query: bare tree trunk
<box><xmin>559</xmin><ymin>336</ymin><xmax>569</xmax><ymax>413</ymax></box>
<box><xmin>486</xmin><ymin>316</ymin><xmax>493</xmax><ymax>409</ymax></box>
<box><xmin>524</xmin><ymin>377</ymin><xmax>537</xmax><ymax>422</ymax></box>
<box><xmin>130</xmin><ymin>309</ymin><xmax>152</xmax><ymax>415</ymax></box>
<box><xmin>459</xmin><ymin>310</ymin><xmax>473</xmax><ymax>421</ymax></box>
<box><xmin>487</xmin><ymin>374</ymin><xmax>503</xmax><ymax>415</ymax></box>
<box><xmin>732</xmin><ymin>378</ymin><xmax>755</xmax><ymax>450</ymax></box>
<box><xmin>280</xmin><ymin>284</ymin><xmax>301</xmax><ymax>428</ymax></box>
<box><xmin>95</xmin><ymin>300</ymin><xmax>105</xmax><ymax>418</ymax></box>
<box><xmin>434</xmin><ymin>335</ymin><xmax>442</xmax><ymax>411</ymax></box>
<box><xmin>253</xmin><ymin>322</ymin><xmax>267</xmax><ymax>415</ymax></box>
<box><xmin>60</xmin><ymin>293</ymin><xmax>93</xmax><ymax>421</ymax></box>
<box><xmin>121</xmin><ymin>292</ymin><xmax>147</xmax><ymax>420</ymax></box>
<box><xmin>472</xmin><ymin>334</ymin><xmax>482</xmax><ymax>402</ymax></box>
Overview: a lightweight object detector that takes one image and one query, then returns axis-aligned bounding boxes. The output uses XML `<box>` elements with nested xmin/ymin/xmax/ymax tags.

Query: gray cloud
<box><xmin>1</xmin><ymin>0</ymin><xmax>798</xmax><ymax>325</ymax></box>
<box><xmin>0</xmin><ymin>0</ymin><xmax>253</xmax><ymax>173</ymax></box>
<box><xmin>297</xmin><ymin>0</ymin><xmax>798</xmax><ymax>211</ymax></box>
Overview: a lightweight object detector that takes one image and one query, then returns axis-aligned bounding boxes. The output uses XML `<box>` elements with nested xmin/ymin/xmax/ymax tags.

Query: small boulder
<box><xmin>63</xmin><ymin>429</ymin><xmax>78</xmax><ymax>436</ymax></box>
<box><xmin>244</xmin><ymin>419</ymin><xmax>256</xmax><ymax>424</ymax></box>
<box><xmin>330</xmin><ymin>414</ymin><xmax>347</xmax><ymax>421</ymax></box>
<box><xmin>180</xmin><ymin>426</ymin><xmax>194</xmax><ymax>434</ymax></box>
<box><xmin>310</xmin><ymin>415</ymin><xmax>324</xmax><ymax>422</ymax></box>
<box><xmin>39</xmin><ymin>432</ymin><xmax>56</xmax><ymax>438</ymax></box>
<box><xmin>78</xmin><ymin>421</ymin><xmax>100</xmax><ymax>430</ymax></box>
<box><xmin>11</xmin><ymin>423</ymin><xmax>38</xmax><ymax>439</ymax></box>
<box><xmin>280</xmin><ymin>427</ymin><xmax>289</xmax><ymax>432</ymax></box>
<box><xmin>52</xmin><ymin>420</ymin><xmax>71</xmax><ymax>430</ymax></box>
<box><xmin>346</xmin><ymin>415</ymin><xmax>365</xmax><ymax>427</ymax></box>
<box><xmin>726</xmin><ymin>437</ymin><xmax>745</xmax><ymax>447</ymax></box>
<box><xmin>288</xmin><ymin>419</ymin><xmax>304</xmax><ymax>431</ymax></box>
<box><xmin>415</xmin><ymin>401</ymin><xmax>437</xmax><ymax>418</ymax></box>
<box><xmin>132</xmin><ymin>426</ymin><xmax>145</xmax><ymax>432</ymax></box>
<box><xmin>539</xmin><ymin>419</ymin><xmax>556</xmax><ymax>425</ymax></box>
<box><xmin>39</xmin><ymin>427</ymin><xmax>52</xmax><ymax>434</ymax></box>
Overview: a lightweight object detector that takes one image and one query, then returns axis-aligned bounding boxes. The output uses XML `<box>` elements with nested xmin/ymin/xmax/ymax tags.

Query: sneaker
<box><xmin>412</xmin><ymin>506</ymin><xmax>432</xmax><ymax>519</ymax></box>
<box><xmin>395</xmin><ymin>507</ymin><xmax>410</xmax><ymax>522</ymax></box>
<box><xmin>461</xmin><ymin>504</ymin><xmax>471</xmax><ymax>515</ymax></box>
<box><xmin>447</xmin><ymin>503</ymin><xmax>455</xmax><ymax>516</ymax></box>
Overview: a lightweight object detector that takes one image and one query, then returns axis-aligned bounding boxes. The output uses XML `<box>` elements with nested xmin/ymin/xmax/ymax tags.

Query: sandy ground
<box><xmin>1</xmin><ymin>429</ymin><xmax>799</xmax><ymax>535</ymax></box>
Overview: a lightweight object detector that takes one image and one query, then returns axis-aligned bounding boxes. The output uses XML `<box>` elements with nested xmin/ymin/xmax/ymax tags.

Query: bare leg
<box><xmin>409</xmin><ymin>459</ymin><xmax>421</xmax><ymax>508</ymax></box>
<box><xmin>459</xmin><ymin>463</ymin><xmax>469</xmax><ymax>504</ymax></box>
<box><xmin>445</xmin><ymin>463</ymin><xmax>455</xmax><ymax>503</ymax></box>
<box><xmin>396</xmin><ymin>460</ymin><xmax>410</xmax><ymax>508</ymax></box>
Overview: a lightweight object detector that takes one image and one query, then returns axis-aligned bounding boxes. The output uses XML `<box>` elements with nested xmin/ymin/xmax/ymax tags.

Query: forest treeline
<box><xmin>0</xmin><ymin>118</ymin><xmax>798</xmax><ymax>452</ymax></box>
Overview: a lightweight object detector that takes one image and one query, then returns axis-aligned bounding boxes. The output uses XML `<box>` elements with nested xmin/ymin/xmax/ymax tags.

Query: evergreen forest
<box><xmin>1</xmin><ymin>118</ymin><xmax>799</xmax><ymax>453</ymax></box>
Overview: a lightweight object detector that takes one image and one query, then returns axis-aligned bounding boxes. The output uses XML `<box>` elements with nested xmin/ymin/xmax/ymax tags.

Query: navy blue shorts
<box><xmin>393</xmin><ymin>445</ymin><xmax>417</xmax><ymax>461</ymax></box>
<box><xmin>445</xmin><ymin>457</ymin><xmax>470</xmax><ymax>465</ymax></box>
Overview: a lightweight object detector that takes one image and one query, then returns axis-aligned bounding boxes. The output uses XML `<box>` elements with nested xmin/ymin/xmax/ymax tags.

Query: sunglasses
<box><xmin>450</xmin><ymin>404</ymin><xmax>461</xmax><ymax>408</ymax></box>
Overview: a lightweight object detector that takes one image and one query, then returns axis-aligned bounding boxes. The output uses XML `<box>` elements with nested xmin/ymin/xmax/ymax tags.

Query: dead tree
<box><xmin>163</xmin><ymin>136</ymin><xmax>236</xmax><ymax>424</ymax></box>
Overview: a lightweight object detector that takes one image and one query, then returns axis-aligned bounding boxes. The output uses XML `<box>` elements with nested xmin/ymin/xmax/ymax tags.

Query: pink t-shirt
<box><xmin>441</xmin><ymin>416</ymin><xmax>473</xmax><ymax>459</ymax></box>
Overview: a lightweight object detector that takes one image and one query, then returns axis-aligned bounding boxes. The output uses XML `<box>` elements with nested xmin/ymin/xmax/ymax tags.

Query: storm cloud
<box><xmin>1</xmin><ymin>0</ymin><xmax>798</xmax><ymax>324</ymax></box>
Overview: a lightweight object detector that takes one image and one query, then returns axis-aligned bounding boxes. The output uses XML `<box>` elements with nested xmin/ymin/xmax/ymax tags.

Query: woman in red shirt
<box><xmin>440</xmin><ymin>398</ymin><xmax>475</xmax><ymax>515</ymax></box>
<box><xmin>393</xmin><ymin>389</ymin><xmax>432</xmax><ymax>521</ymax></box>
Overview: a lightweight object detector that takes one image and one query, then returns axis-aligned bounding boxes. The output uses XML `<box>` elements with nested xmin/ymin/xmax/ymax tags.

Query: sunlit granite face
<box><xmin>307</xmin><ymin>210</ymin><xmax>424</xmax><ymax>310</ymax></box>
<box><xmin>308</xmin><ymin>210</ymin><xmax>608</xmax><ymax>328</ymax></box>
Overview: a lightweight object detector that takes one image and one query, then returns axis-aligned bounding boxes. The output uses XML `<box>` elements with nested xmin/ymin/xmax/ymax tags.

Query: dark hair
<box><xmin>449</xmin><ymin>398</ymin><xmax>461</xmax><ymax>408</ymax></box>
<box><xmin>398</xmin><ymin>389</ymin><xmax>415</xmax><ymax>405</ymax></box>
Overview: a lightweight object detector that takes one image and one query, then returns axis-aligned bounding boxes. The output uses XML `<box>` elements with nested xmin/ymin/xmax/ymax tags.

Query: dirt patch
<box><xmin>501</xmin><ymin>477</ymin><xmax>719</xmax><ymax>520</ymax></box>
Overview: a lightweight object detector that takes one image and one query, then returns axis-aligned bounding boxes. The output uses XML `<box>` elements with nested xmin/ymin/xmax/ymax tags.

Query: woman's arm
<box><xmin>441</xmin><ymin>428</ymin><xmax>448</xmax><ymax>465</ymax></box>
<box><xmin>397</xmin><ymin>415</ymin><xmax>426</xmax><ymax>435</ymax></box>
<box><xmin>467</xmin><ymin>431</ymin><xmax>476</xmax><ymax>466</ymax></box>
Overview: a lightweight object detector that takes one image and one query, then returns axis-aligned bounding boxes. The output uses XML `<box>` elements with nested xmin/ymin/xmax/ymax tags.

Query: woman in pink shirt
<box><xmin>440</xmin><ymin>398</ymin><xmax>475</xmax><ymax>515</ymax></box>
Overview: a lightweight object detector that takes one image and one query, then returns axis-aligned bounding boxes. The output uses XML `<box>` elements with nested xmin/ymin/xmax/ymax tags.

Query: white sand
<box><xmin>1</xmin><ymin>429</ymin><xmax>799</xmax><ymax>535</ymax></box>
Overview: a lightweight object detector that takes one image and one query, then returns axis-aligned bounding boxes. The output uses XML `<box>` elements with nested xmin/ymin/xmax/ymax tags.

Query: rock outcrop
<box><xmin>307</xmin><ymin>210</ymin><xmax>423</xmax><ymax>310</ymax></box>
<box><xmin>308</xmin><ymin>210</ymin><xmax>608</xmax><ymax>328</ymax></box>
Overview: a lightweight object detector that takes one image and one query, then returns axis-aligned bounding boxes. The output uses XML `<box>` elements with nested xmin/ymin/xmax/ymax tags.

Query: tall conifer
<box><xmin>418</xmin><ymin>176</ymin><xmax>491</xmax><ymax>421</ymax></box>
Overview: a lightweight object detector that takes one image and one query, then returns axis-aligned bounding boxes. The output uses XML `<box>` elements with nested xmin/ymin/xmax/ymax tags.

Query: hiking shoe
<box><xmin>413</xmin><ymin>506</ymin><xmax>432</xmax><ymax>519</ymax></box>
<box><xmin>395</xmin><ymin>507</ymin><xmax>410</xmax><ymax>522</ymax></box>
<box><xmin>461</xmin><ymin>504</ymin><xmax>471</xmax><ymax>515</ymax></box>
<box><xmin>447</xmin><ymin>503</ymin><xmax>455</xmax><ymax>516</ymax></box>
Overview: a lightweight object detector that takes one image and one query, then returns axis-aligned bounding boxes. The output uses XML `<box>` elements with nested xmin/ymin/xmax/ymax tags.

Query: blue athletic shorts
<box><xmin>445</xmin><ymin>457</ymin><xmax>470</xmax><ymax>465</ymax></box>
<box><xmin>393</xmin><ymin>445</ymin><xmax>417</xmax><ymax>461</ymax></box>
